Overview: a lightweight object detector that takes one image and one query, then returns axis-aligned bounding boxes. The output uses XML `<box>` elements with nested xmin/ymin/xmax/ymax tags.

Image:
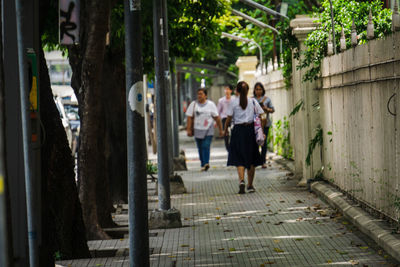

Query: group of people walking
<box><xmin>186</xmin><ymin>81</ymin><xmax>275</xmax><ymax>194</ymax></box>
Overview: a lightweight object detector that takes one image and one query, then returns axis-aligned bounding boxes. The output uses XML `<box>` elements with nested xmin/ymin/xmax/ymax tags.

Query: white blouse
<box><xmin>227</xmin><ymin>97</ymin><xmax>264</xmax><ymax>124</ymax></box>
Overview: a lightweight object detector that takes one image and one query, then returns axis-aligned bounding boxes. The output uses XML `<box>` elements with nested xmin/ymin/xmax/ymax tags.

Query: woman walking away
<box><xmin>254</xmin><ymin>82</ymin><xmax>275</xmax><ymax>168</ymax></box>
<box><xmin>186</xmin><ymin>88</ymin><xmax>223</xmax><ymax>171</ymax></box>
<box><xmin>224</xmin><ymin>81</ymin><xmax>265</xmax><ymax>194</ymax></box>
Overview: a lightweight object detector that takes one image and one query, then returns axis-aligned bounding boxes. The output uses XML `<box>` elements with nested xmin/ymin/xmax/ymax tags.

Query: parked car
<box><xmin>54</xmin><ymin>96</ymin><xmax>73</xmax><ymax>147</ymax></box>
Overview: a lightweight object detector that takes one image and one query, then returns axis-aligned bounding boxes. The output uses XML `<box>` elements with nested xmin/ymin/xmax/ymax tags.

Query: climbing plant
<box><xmin>305</xmin><ymin>125</ymin><xmax>323</xmax><ymax>166</ymax></box>
<box><xmin>299</xmin><ymin>0</ymin><xmax>393</xmax><ymax>82</ymax></box>
<box><xmin>273</xmin><ymin>116</ymin><xmax>293</xmax><ymax>159</ymax></box>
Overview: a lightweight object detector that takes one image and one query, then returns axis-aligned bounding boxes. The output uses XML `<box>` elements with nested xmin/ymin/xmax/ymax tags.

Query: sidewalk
<box><xmin>57</xmin><ymin>134</ymin><xmax>399</xmax><ymax>266</ymax></box>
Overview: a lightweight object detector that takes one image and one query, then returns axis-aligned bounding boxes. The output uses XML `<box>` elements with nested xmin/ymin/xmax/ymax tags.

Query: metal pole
<box><xmin>329</xmin><ymin>0</ymin><xmax>337</xmax><ymax>54</ymax></box>
<box><xmin>153</xmin><ymin>0</ymin><xmax>171</xmax><ymax>210</ymax></box>
<box><xmin>15</xmin><ymin>1</ymin><xmax>38</xmax><ymax>266</ymax></box>
<box><xmin>171</xmin><ymin>58</ymin><xmax>180</xmax><ymax>158</ymax></box>
<box><xmin>0</xmin><ymin>3</ymin><xmax>9</xmax><ymax>263</ymax></box>
<box><xmin>253</xmin><ymin>41</ymin><xmax>263</xmax><ymax>74</ymax></box>
<box><xmin>239</xmin><ymin>0</ymin><xmax>289</xmax><ymax>20</ymax></box>
<box><xmin>161</xmin><ymin>0</ymin><xmax>174</xmax><ymax>175</ymax></box>
<box><xmin>124</xmin><ymin>1</ymin><xmax>150</xmax><ymax>266</ymax></box>
<box><xmin>231</xmin><ymin>9</ymin><xmax>279</xmax><ymax>34</ymax></box>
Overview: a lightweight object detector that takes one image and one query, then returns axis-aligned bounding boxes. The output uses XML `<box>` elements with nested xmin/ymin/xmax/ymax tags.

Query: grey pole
<box><xmin>161</xmin><ymin>0</ymin><xmax>174</xmax><ymax>175</ymax></box>
<box><xmin>124</xmin><ymin>1</ymin><xmax>150</xmax><ymax>266</ymax></box>
<box><xmin>0</xmin><ymin>5</ymin><xmax>9</xmax><ymax>264</ymax></box>
<box><xmin>239</xmin><ymin>0</ymin><xmax>289</xmax><ymax>20</ymax></box>
<box><xmin>171</xmin><ymin>58</ymin><xmax>180</xmax><ymax>158</ymax></box>
<box><xmin>329</xmin><ymin>0</ymin><xmax>337</xmax><ymax>54</ymax></box>
<box><xmin>231</xmin><ymin>9</ymin><xmax>279</xmax><ymax>34</ymax></box>
<box><xmin>221</xmin><ymin>32</ymin><xmax>263</xmax><ymax>75</ymax></box>
<box><xmin>153</xmin><ymin>0</ymin><xmax>171</xmax><ymax>210</ymax></box>
<box><xmin>15</xmin><ymin>1</ymin><xmax>38</xmax><ymax>266</ymax></box>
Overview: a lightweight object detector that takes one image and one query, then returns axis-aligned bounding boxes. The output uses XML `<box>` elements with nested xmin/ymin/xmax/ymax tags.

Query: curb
<box><xmin>311</xmin><ymin>181</ymin><xmax>400</xmax><ymax>262</ymax></box>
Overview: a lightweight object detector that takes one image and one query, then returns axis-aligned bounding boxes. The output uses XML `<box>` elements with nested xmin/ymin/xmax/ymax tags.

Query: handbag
<box><xmin>253</xmin><ymin>100</ymin><xmax>265</xmax><ymax>146</ymax></box>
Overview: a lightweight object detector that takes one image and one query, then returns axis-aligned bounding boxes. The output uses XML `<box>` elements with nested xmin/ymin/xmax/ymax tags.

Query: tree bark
<box><xmin>101</xmin><ymin>48</ymin><xmax>128</xmax><ymax>206</ymax></box>
<box><xmin>38</xmin><ymin>0</ymin><xmax>90</xmax><ymax>262</ymax></box>
<box><xmin>69</xmin><ymin>0</ymin><xmax>113</xmax><ymax>240</ymax></box>
<box><xmin>39</xmin><ymin>46</ymin><xmax>90</xmax><ymax>263</ymax></box>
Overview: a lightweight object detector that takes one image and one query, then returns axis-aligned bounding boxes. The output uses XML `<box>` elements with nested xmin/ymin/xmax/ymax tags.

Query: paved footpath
<box><xmin>58</xmin><ymin>134</ymin><xmax>399</xmax><ymax>267</ymax></box>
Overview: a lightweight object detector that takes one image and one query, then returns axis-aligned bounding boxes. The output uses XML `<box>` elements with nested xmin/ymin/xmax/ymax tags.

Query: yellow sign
<box><xmin>0</xmin><ymin>175</ymin><xmax>4</xmax><ymax>194</ymax></box>
<box><xmin>30</xmin><ymin>76</ymin><xmax>38</xmax><ymax>110</ymax></box>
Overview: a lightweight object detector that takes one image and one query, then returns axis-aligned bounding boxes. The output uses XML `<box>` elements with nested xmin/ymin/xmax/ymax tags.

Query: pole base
<box><xmin>148</xmin><ymin>208</ymin><xmax>182</xmax><ymax>229</ymax></box>
<box><xmin>155</xmin><ymin>174</ymin><xmax>187</xmax><ymax>195</ymax></box>
<box><xmin>173</xmin><ymin>156</ymin><xmax>187</xmax><ymax>171</ymax></box>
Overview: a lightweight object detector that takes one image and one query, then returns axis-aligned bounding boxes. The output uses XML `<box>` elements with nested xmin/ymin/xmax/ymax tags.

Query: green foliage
<box><xmin>289</xmin><ymin>99</ymin><xmax>304</xmax><ymax>117</ymax></box>
<box><xmin>147</xmin><ymin>161</ymin><xmax>158</xmax><ymax>175</ymax></box>
<box><xmin>273</xmin><ymin>116</ymin><xmax>293</xmax><ymax>159</ymax></box>
<box><xmin>229</xmin><ymin>0</ymin><xmax>313</xmax><ymax>87</ymax></box>
<box><xmin>54</xmin><ymin>251</ymin><xmax>62</xmax><ymax>261</ymax></box>
<box><xmin>305</xmin><ymin>125</ymin><xmax>323</xmax><ymax>166</ymax></box>
<box><xmin>300</xmin><ymin>0</ymin><xmax>392</xmax><ymax>82</ymax></box>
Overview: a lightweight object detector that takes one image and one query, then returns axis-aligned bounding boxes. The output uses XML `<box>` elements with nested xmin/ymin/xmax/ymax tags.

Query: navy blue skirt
<box><xmin>227</xmin><ymin>123</ymin><xmax>263</xmax><ymax>169</ymax></box>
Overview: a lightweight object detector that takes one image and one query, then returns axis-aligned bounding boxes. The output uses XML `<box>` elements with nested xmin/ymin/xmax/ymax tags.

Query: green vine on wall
<box><xmin>273</xmin><ymin>116</ymin><xmax>293</xmax><ymax>159</ymax></box>
<box><xmin>306</xmin><ymin>125</ymin><xmax>323</xmax><ymax>166</ymax></box>
<box><xmin>299</xmin><ymin>0</ymin><xmax>392</xmax><ymax>83</ymax></box>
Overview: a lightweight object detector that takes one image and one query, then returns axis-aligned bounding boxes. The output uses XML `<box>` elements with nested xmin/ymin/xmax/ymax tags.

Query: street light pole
<box><xmin>153</xmin><ymin>0</ymin><xmax>171</xmax><ymax>210</ymax></box>
<box><xmin>123</xmin><ymin>0</ymin><xmax>150</xmax><ymax>266</ymax></box>
<box><xmin>221</xmin><ymin>32</ymin><xmax>263</xmax><ymax>74</ymax></box>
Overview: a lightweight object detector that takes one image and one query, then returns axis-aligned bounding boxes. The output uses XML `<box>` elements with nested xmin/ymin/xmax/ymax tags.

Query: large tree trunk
<box><xmin>38</xmin><ymin>0</ymin><xmax>90</xmax><ymax>263</ymax></box>
<box><xmin>69</xmin><ymin>0</ymin><xmax>113</xmax><ymax>240</ymax></box>
<box><xmin>39</xmin><ymin>47</ymin><xmax>90</xmax><ymax>263</ymax></box>
<box><xmin>102</xmin><ymin>48</ymin><xmax>127</xmax><ymax>206</ymax></box>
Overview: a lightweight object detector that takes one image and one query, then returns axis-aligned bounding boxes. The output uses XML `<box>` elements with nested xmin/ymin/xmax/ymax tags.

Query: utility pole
<box><xmin>153</xmin><ymin>0</ymin><xmax>171</xmax><ymax>210</ymax></box>
<box><xmin>124</xmin><ymin>0</ymin><xmax>150</xmax><ymax>266</ymax></box>
<box><xmin>171</xmin><ymin>58</ymin><xmax>180</xmax><ymax>158</ymax></box>
<box><xmin>15</xmin><ymin>0</ymin><xmax>38</xmax><ymax>266</ymax></box>
<box><xmin>0</xmin><ymin>3</ymin><xmax>9</xmax><ymax>264</ymax></box>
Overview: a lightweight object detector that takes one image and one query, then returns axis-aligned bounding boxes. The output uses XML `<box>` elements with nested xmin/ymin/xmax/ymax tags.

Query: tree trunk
<box><xmin>69</xmin><ymin>0</ymin><xmax>113</xmax><ymax>240</ymax></box>
<box><xmin>39</xmin><ymin>46</ymin><xmax>90</xmax><ymax>262</ymax></box>
<box><xmin>101</xmin><ymin>48</ymin><xmax>128</xmax><ymax>206</ymax></box>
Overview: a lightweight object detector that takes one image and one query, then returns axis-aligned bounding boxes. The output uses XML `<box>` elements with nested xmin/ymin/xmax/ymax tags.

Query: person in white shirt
<box><xmin>186</xmin><ymin>88</ymin><xmax>223</xmax><ymax>171</ymax></box>
<box><xmin>224</xmin><ymin>81</ymin><xmax>265</xmax><ymax>194</ymax></box>
<box><xmin>217</xmin><ymin>85</ymin><xmax>235</xmax><ymax>151</ymax></box>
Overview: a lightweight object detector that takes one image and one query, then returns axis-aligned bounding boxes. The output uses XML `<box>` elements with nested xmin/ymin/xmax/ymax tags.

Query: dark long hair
<box><xmin>253</xmin><ymin>82</ymin><xmax>265</xmax><ymax>97</ymax></box>
<box><xmin>236</xmin><ymin>81</ymin><xmax>249</xmax><ymax>109</ymax></box>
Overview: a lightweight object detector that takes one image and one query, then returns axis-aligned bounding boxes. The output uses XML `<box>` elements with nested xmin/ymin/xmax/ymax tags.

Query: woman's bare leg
<box><xmin>237</xmin><ymin>166</ymin><xmax>245</xmax><ymax>182</ymax></box>
<box><xmin>247</xmin><ymin>165</ymin><xmax>255</xmax><ymax>187</ymax></box>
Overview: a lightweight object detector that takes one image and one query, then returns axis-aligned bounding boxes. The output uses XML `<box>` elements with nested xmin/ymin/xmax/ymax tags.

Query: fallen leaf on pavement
<box><xmin>229</xmin><ymin>248</ymin><xmax>236</xmax><ymax>252</ymax></box>
<box><xmin>273</xmin><ymin>239</ymin><xmax>280</xmax><ymax>243</ymax></box>
<box><xmin>273</xmin><ymin>248</ymin><xmax>284</xmax><ymax>253</ymax></box>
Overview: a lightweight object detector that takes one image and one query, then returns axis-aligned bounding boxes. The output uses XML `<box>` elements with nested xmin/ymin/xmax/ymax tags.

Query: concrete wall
<box><xmin>254</xmin><ymin>31</ymin><xmax>400</xmax><ymax>220</ymax></box>
<box><xmin>320</xmin><ymin>32</ymin><xmax>400</xmax><ymax>220</ymax></box>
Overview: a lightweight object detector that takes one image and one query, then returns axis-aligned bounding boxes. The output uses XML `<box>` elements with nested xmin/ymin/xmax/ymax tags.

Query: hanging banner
<box><xmin>59</xmin><ymin>0</ymin><xmax>80</xmax><ymax>45</ymax></box>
